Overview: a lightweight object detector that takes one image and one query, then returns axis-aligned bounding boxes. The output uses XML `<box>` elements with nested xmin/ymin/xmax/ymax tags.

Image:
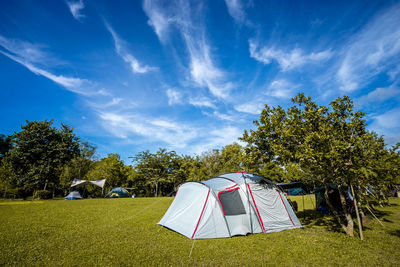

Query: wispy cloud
<box><xmin>185</xmin><ymin>35</ymin><xmax>233</xmax><ymax>99</ymax></box>
<box><xmin>369</xmin><ymin>108</ymin><xmax>400</xmax><ymax>145</ymax></box>
<box><xmin>142</xmin><ymin>0</ymin><xmax>175</xmax><ymax>43</ymax></box>
<box><xmin>66</xmin><ymin>0</ymin><xmax>85</xmax><ymax>22</ymax></box>
<box><xmin>190</xmin><ymin>126</ymin><xmax>243</xmax><ymax>154</ymax></box>
<box><xmin>0</xmin><ymin>36</ymin><xmax>103</xmax><ymax>96</ymax></box>
<box><xmin>234</xmin><ymin>100</ymin><xmax>264</xmax><ymax>115</ymax></box>
<box><xmin>0</xmin><ymin>35</ymin><xmax>62</xmax><ymax>67</ymax></box>
<box><xmin>267</xmin><ymin>79</ymin><xmax>300</xmax><ymax>99</ymax></box>
<box><xmin>224</xmin><ymin>0</ymin><xmax>246</xmax><ymax>25</ymax></box>
<box><xmin>143</xmin><ymin>0</ymin><xmax>233</xmax><ymax>99</ymax></box>
<box><xmin>189</xmin><ymin>96</ymin><xmax>216</xmax><ymax>109</ymax></box>
<box><xmin>98</xmin><ymin>111</ymin><xmax>198</xmax><ymax>148</ymax></box>
<box><xmin>166</xmin><ymin>88</ymin><xmax>183</xmax><ymax>105</ymax></box>
<box><xmin>357</xmin><ymin>85</ymin><xmax>400</xmax><ymax>106</ymax></box>
<box><xmin>249</xmin><ymin>39</ymin><xmax>332</xmax><ymax>71</ymax></box>
<box><xmin>336</xmin><ymin>3</ymin><xmax>400</xmax><ymax>92</ymax></box>
<box><xmin>105</xmin><ymin>22</ymin><xmax>157</xmax><ymax>74</ymax></box>
<box><xmin>211</xmin><ymin>111</ymin><xmax>237</xmax><ymax>122</ymax></box>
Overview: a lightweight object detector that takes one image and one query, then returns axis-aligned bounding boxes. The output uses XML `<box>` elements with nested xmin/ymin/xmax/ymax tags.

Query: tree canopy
<box><xmin>240</xmin><ymin>93</ymin><xmax>399</xmax><ymax>236</ymax></box>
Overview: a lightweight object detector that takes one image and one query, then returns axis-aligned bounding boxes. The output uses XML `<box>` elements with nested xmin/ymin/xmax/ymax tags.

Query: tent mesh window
<box><xmin>219</xmin><ymin>189</ymin><xmax>246</xmax><ymax>216</ymax></box>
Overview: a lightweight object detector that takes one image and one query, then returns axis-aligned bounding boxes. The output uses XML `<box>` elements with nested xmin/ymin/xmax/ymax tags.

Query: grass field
<box><xmin>0</xmin><ymin>196</ymin><xmax>399</xmax><ymax>266</ymax></box>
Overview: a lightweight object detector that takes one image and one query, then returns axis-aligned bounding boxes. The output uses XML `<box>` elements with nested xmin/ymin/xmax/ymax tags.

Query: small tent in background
<box><xmin>106</xmin><ymin>187</ymin><xmax>130</xmax><ymax>198</ymax></box>
<box><xmin>65</xmin><ymin>191</ymin><xmax>82</xmax><ymax>200</ymax></box>
<box><xmin>158</xmin><ymin>172</ymin><xmax>301</xmax><ymax>239</ymax></box>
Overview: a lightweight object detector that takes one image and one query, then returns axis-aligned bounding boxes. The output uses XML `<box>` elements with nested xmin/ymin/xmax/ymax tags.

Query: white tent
<box><xmin>158</xmin><ymin>172</ymin><xmax>301</xmax><ymax>239</ymax></box>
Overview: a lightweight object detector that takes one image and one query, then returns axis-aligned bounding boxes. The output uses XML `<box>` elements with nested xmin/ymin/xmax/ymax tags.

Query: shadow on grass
<box><xmin>297</xmin><ymin>207</ymin><xmax>393</xmax><ymax>233</ymax></box>
<box><xmin>388</xmin><ymin>229</ymin><xmax>400</xmax><ymax>238</ymax></box>
<box><xmin>297</xmin><ymin>210</ymin><xmax>344</xmax><ymax>233</ymax></box>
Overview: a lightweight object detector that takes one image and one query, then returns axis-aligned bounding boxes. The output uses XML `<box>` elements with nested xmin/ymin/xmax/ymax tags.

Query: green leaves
<box><xmin>5</xmin><ymin>120</ymin><xmax>81</xmax><ymax>195</ymax></box>
<box><xmin>241</xmin><ymin>93</ymin><xmax>400</xmax><ymax>235</ymax></box>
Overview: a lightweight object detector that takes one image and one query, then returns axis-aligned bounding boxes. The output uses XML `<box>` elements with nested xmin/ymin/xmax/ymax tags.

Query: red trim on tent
<box><xmin>174</xmin><ymin>185</ymin><xmax>181</xmax><ymax>198</ymax></box>
<box><xmin>225</xmin><ymin>184</ymin><xmax>239</xmax><ymax>190</ymax></box>
<box><xmin>217</xmin><ymin>187</ymin><xmax>240</xmax><ymax>215</ymax></box>
<box><xmin>275</xmin><ymin>186</ymin><xmax>295</xmax><ymax>226</ymax></box>
<box><xmin>246</xmin><ymin>184</ymin><xmax>265</xmax><ymax>232</ymax></box>
<box><xmin>191</xmin><ymin>189</ymin><xmax>210</xmax><ymax>239</ymax></box>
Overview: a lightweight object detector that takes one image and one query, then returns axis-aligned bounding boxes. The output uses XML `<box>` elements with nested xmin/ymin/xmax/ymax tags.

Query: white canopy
<box><xmin>70</xmin><ymin>178</ymin><xmax>106</xmax><ymax>188</ymax></box>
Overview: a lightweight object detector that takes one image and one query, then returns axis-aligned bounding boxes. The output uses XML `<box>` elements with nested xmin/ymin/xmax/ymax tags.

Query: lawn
<box><xmin>0</xmin><ymin>196</ymin><xmax>399</xmax><ymax>266</ymax></box>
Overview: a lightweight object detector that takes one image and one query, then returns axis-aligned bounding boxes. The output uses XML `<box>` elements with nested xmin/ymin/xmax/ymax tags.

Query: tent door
<box><xmin>218</xmin><ymin>188</ymin><xmax>250</xmax><ymax>236</ymax></box>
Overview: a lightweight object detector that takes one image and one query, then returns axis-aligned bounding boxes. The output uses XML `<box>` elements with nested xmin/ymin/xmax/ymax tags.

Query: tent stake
<box><xmin>350</xmin><ymin>184</ymin><xmax>364</xmax><ymax>240</ymax></box>
<box><xmin>189</xmin><ymin>239</ymin><xmax>196</xmax><ymax>258</ymax></box>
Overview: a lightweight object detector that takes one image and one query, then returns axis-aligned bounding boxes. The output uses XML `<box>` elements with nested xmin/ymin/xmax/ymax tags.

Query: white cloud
<box><xmin>369</xmin><ymin>108</ymin><xmax>400</xmax><ymax>145</ymax></box>
<box><xmin>0</xmin><ymin>50</ymin><xmax>99</xmax><ymax>96</ymax></box>
<box><xmin>142</xmin><ymin>0</ymin><xmax>175</xmax><ymax>43</ymax></box>
<box><xmin>212</xmin><ymin>111</ymin><xmax>236</xmax><ymax>122</ymax></box>
<box><xmin>189</xmin><ymin>126</ymin><xmax>243</xmax><ymax>155</ymax></box>
<box><xmin>267</xmin><ymin>79</ymin><xmax>300</xmax><ymax>99</ymax></box>
<box><xmin>336</xmin><ymin>3</ymin><xmax>400</xmax><ymax>92</ymax></box>
<box><xmin>142</xmin><ymin>0</ymin><xmax>233</xmax><ymax>99</ymax></box>
<box><xmin>186</xmin><ymin>37</ymin><xmax>233</xmax><ymax>98</ymax></box>
<box><xmin>0</xmin><ymin>35</ymin><xmax>63</xmax><ymax>67</ymax></box>
<box><xmin>66</xmin><ymin>0</ymin><xmax>85</xmax><ymax>22</ymax></box>
<box><xmin>225</xmin><ymin>0</ymin><xmax>246</xmax><ymax>24</ymax></box>
<box><xmin>249</xmin><ymin>40</ymin><xmax>332</xmax><ymax>71</ymax></box>
<box><xmin>357</xmin><ymin>85</ymin><xmax>400</xmax><ymax>106</ymax></box>
<box><xmin>105</xmin><ymin>22</ymin><xmax>157</xmax><ymax>74</ymax></box>
<box><xmin>98</xmin><ymin>111</ymin><xmax>198</xmax><ymax>148</ymax></box>
<box><xmin>234</xmin><ymin>101</ymin><xmax>264</xmax><ymax>115</ymax></box>
<box><xmin>189</xmin><ymin>97</ymin><xmax>216</xmax><ymax>109</ymax></box>
<box><xmin>371</xmin><ymin>109</ymin><xmax>400</xmax><ymax>129</ymax></box>
<box><xmin>166</xmin><ymin>89</ymin><xmax>183</xmax><ymax>105</ymax></box>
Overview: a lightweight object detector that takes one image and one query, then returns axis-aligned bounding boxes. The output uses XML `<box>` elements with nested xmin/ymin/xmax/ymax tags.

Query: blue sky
<box><xmin>1</xmin><ymin>0</ymin><xmax>400</xmax><ymax>163</ymax></box>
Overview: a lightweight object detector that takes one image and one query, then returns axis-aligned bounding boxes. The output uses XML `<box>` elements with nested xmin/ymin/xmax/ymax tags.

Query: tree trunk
<box><xmin>3</xmin><ymin>185</ymin><xmax>7</xmax><ymax>198</ymax></box>
<box><xmin>323</xmin><ymin>182</ymin><xmax>349</xmax><ymax>234</ymax></box>
<box><xmin>155</xmin><ymin>182</ymin><xmax>158</xmax><ymax>197</ymax></box>
<box><xmin>350</xmin><ymin>184</ymin><xmax>363</xmax><ymax>240</ymax></box>
<box><xmin>338</xmin><ymin>185</ymin><xmax>354</xmax><ymax>236</ymax></box>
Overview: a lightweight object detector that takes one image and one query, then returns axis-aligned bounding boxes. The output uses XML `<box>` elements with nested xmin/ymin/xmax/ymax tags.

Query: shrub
<box><xmin>34</xmin><ymin>190</ymin><xmax>52</xmax><ymax>199</ymax></box>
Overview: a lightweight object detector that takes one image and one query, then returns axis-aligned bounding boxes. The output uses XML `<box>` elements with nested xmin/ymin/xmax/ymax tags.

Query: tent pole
<box><xmin>365</xmin><ymin>205</ymin><xmax>384</xmax><ymax>227</ymax></box>
<box><xmin>350</xmin><ymin>184</ymin><xmax>364</xmax><ymax>240</ymax></box>
<box><xmin>242</xmin><ymin>174</ymin><xmax>254</xmax><ymax>234</ymax></box>
<box><xmin>302</xmin><ymin>194</ymin><xmax>305</xmax><ymax>220</ymax></box>
<box><xmin>189</xmin><ymin>239</ymin><xmax>196</xmax><ymax>258</ymax></box>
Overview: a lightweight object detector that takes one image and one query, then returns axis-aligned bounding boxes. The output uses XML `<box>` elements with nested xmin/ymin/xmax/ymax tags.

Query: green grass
<box><xmin>0</xmin><ymin>196</ymin><xmax>399</xmax><ymax>266</ymax></box>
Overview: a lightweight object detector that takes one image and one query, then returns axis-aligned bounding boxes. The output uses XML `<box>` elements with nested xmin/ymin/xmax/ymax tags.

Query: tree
<box><xmin>60</xmin><ymin>142</ymin><xmax>96</xmax><ymax>194</ymax></box>
<box><xmin>133</xmin><ymin>149</ymin><xmax>184</xmax><ymax>197</ymax></box>
<box><xmin>0</xmin><ymin>134</ymin><xmax>12</xmax><ymax>160</ymax></box>
<box><xmin>241</xmin><ymin>93</ymin><xmax>373</xmax><ymax>236</ymax></box>
<box><xmin>6</xmin><ymin>120</ymin><xmax>80</xmax><ymax>196</ymax></box>
<box><xmin>0</xmin><ymin>161</ymin><xmax>17</xmax><ymax>198</ymax></box>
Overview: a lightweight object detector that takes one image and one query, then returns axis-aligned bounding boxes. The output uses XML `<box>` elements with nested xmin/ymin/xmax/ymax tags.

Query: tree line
<box><xmin>1</xmin><ymin>93</ymin><xmax>399</xmax><ymax>237</ymax></box>
<box><xmin>0</xmin><ymin>120</ymin><xmax>247</xmax><ymax>199</ymax></box>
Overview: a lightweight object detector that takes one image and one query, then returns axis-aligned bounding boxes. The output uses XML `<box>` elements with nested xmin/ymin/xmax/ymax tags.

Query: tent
<box><xmin>106</xmin><ymin>187</ymin><xmax>130</xmax><ymax>198</ymax></box>
<box><xmin>65</xmin><ymin>191</ymin><xmax>83</xmax><ymax>200</ymax></box>
<box><xmin>158</xmin><ymin>172</ymin><xmax>301</xmax><ymax>239</ymax></box>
